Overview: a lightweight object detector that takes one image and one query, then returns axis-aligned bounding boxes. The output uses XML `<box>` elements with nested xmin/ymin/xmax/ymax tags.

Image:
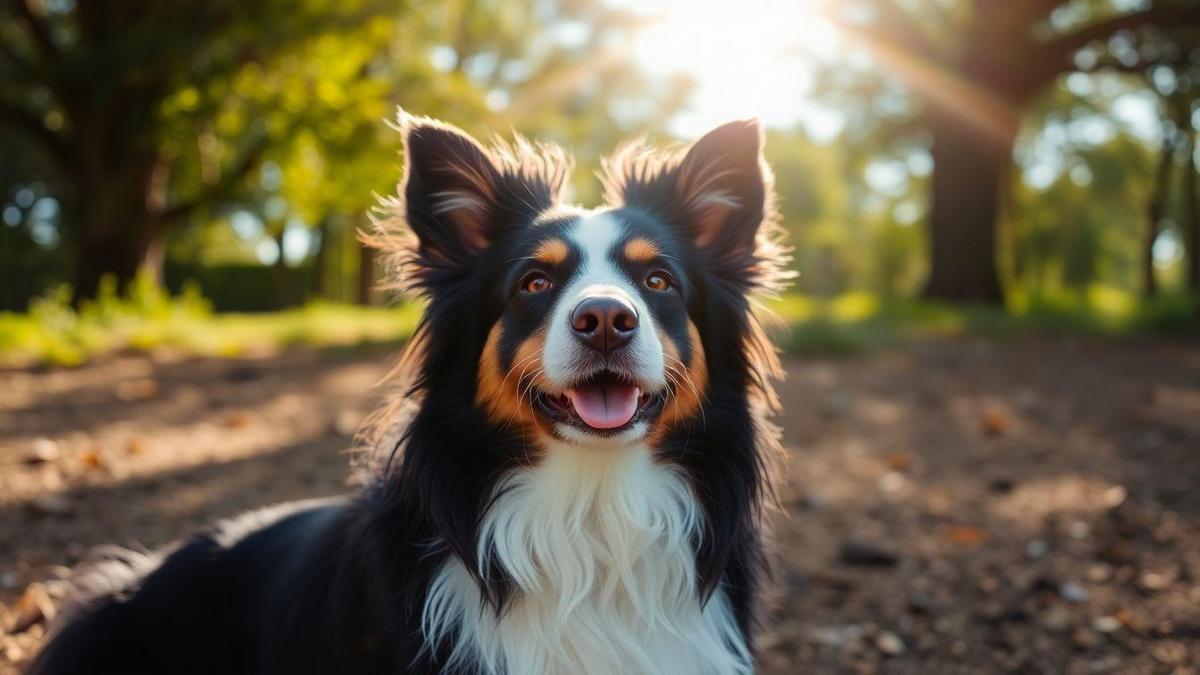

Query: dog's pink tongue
<box><xmin>566</xmin><ymin>382</ymin><xmax>640</xmax><ymax>430</ymax></box>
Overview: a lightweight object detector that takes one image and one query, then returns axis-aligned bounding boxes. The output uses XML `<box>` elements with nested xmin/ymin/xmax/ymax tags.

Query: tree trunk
<box><xmin>923</xmin><ymin>109</ymin><xmax>1010</xmax><ymax>304</ymax></box>
<box><xmin>70</xmin><ymin>140</ymin><xmax>160</xmax><ymax>299</ymax></box>
<box><xmin>357</xmin><ymin>239</ymin><xmax>375</xmax><ymax>306</ymax></box>
<box><xmin>1183</xmin><ymin>128</ymin><xmax>1199</xmax><ymax>296</ymax></box>
<box><xmin>1144</xmin><ymin>130</ymin><xmax>1175</xmax><ymax>297</ymax></box>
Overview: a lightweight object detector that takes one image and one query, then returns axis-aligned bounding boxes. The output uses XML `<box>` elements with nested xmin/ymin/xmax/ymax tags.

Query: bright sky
<box><xmin>614</xmin><ymin>0</ymin><xmax>844</xmax><ymax>139</ymax></box>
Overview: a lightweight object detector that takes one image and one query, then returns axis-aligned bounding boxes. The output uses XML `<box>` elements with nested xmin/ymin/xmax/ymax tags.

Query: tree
<box><xmin>0</xmin><ymin>0</ymin><xmax>398</xmax><ymax>299</ymax></box>
<box><xmin>826</xmin><ymin>0</ymin><xmax>1200</xmax><ymax>303</ymax></box>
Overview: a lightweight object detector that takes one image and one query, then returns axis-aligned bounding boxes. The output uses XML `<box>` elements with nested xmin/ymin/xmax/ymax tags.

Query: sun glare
<box><xmin>617</xmin><ymin>0</ymin><xmax>841</xmax><ymax>138</ymax></box>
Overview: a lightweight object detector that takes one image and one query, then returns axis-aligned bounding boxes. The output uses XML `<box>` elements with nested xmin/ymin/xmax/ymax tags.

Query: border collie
<box><xmin>29</xmin><ymin>113</ymin><xmax>790</xmax><ymax>674</ymax></box>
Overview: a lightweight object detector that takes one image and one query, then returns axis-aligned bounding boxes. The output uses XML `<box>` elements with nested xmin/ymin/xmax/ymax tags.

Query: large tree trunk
<box><xmin>923</xmin><ymin>109</ymin><xmax>1010</xmax><ymax>304</ymax></box>
<box><xmin>70</xmin><ymin>133</ymin><xmax>160</xmax><ymax>299</ymax></box>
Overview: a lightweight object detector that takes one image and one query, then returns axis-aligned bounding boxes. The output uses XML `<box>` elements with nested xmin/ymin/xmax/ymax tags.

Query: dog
<box><xmin>29</xmin><ymin>113</ymin><xmax>790</xmax><ymax>675</ymax></box>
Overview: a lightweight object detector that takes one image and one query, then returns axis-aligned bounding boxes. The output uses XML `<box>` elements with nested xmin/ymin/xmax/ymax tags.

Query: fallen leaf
<box><xmin>225</xmin><ymin>411</ymin><xmax>254</xmax><ymax>428</ymax></box>
<box><xmin>945</xmin><ymin>525</ymin><xmax>990</xmax><ymax>546</ymax></box>
<box><xmin>884</xmin><ymin>451</ymin><xmax>912</xmax><ymax>472</ymax></box>
<box><xmin>127</xmin><ymin>436</ymin><xmax>151</xmax><ymax>455</ymax></box>
<box><xmin>78</xmin><ymin>446</ymin><xmax>105</xmax><ymax>470</ymax></box>
<box><xmin>981</xmin><ymin>407</ymin><xmax>1011</xmax><ymax>436</ymax></box>
<box><xmin>9</xmin><ymin>583</ymin><xmax>54</xmax><ymax>634</ymax></box>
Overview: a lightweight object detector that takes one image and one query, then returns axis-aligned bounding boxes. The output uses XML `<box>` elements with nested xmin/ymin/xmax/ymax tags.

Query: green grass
<box><xmin>0</xmin><ymin>277</ymin><xmax>422</xmax><ymax>367</ymax></box>
<box><xmin>0</xmin><ymin>280</ymin><xmax>1194</xmax><ymax>367</ymax></box>
<box><xmin>764</xmin><ymin>285</ymin><xmax>1197</xmax><ymax>355</ymax></box>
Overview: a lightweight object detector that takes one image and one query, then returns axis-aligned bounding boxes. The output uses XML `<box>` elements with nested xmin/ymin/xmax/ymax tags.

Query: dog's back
<box><xmin>28</xmin><ymin>499</ymin><xmax>365</xmax><ymax>675</ymax></box>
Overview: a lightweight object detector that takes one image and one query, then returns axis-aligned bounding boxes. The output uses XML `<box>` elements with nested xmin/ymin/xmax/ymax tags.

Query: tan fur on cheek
<box><xmin>477</xmin><ymin>324</ymin><xmax>551</xmax><ymax>432</ymax></box>
<box><xmin>653</xmin><ymin>321</ymin><xmax>708</xmax><ymax>442</ymax></box>
<box><xmin>622</xmin><ymin>237</ymin><xmax>660</xmax><ymax>263</ymax></box>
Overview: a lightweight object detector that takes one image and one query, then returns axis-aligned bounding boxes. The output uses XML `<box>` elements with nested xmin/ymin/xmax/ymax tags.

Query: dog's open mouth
<box><xmin>535</xmin><ymin>371</ymin><xmax>664</xmax><ymax>434</ymax></box>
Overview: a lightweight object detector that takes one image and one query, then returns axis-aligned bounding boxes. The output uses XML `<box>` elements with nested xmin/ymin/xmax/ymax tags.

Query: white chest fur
<box><xmin>421</xmin><ymin>444</ymin><xmax>751</xmax><ymax>675</ymax></box>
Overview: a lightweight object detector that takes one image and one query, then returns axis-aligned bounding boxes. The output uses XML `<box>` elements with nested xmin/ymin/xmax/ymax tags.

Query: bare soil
<box><xmin>1</xmin><ymin>337</ymin><xmax>1198</xmax><ymax>674</ymax></box>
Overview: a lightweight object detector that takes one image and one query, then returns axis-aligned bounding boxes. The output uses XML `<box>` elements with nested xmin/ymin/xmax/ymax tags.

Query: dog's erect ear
<box><xmin>603</xmin><ymin>120</ymin><xmax>778</xmax><ymax>285</ymax></box>
<box><xmin>671</xmin><ymin>120</ymin><xmax>766</xmax><ymax>253</ymax></box>
<box><xmin>402</xmin><ymin>120</ymin><xmax>506</xmax><ymax>260</ymax></box>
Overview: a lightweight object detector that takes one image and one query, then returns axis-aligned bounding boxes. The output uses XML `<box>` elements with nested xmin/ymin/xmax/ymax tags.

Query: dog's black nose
<box><xmin>570</xmin><ymin>296</ymin><xmax>638</xmax><ymax>353</ymax></box>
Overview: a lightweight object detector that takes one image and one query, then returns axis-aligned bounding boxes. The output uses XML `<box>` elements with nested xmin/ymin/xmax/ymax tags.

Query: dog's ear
<box><xmin>605</xmin><ymin>120</ymin><xmax>771</xmax><ymax>279</ymax></box>
<box><xmin>401</xmin><ymin>119</ymin><xmax>507</xmax><ymax>262</ymax></box>
<box><xmin>671</xmin><ymin>120</ymin><xmax>767</xmax><ymax>255</ymax></box>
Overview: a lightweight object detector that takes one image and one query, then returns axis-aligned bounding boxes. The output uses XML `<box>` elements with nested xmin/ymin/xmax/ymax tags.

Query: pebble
<box><xmin>808</xmin><ymin>624</ymin><xmax>863</xmax><ymax>648</ymax></box>
<box><xmin>0</xmin><ymin>571</ymin><xmax>19</xmax><ymax>589</ymax></box>
<box><xmin>1073</xmin><ymin>626</ymin><xmax>1101</xmax><ymax>649</ymax></box>
<box><xmin>1026</xmin><ymin>539</ymin><xmax>1049</xmax><ymax>559</ymax></box>
<box><xmin>838</xmin><ymin>539</ymin><xmax>899</xmax><ymax>567</ymax></box>
<box><xmin>1092</xmin><ymin>616</ymin><xmax>1122</xmax><ymax>633</ymax></box>
<box><xmin>25</xmin><ymin>437</ymin><xmax>61</xmax><ymax>464</ymax></box>
<box><xmin>875</xmin><ymin>631</ymin><xmax>907</xmax><ymax>656</ymax></box>
<box><xmin>1060</xmin><ymin>581</ymin><xmax>1089</xmax><ymax>604</ymax></box>
<box><xmin>1041</xmin><ymin>605</ymin><xmax>1074</xmax><ymax>632</ymax></box>
<box><xmin>1138</xmin><ymin>571</ymin><xmax>1171</xmax><ymax>592</ymax></box>
<box><xmin>28</xmin><ymin>494</ymin><xmax>74</xmax><ymax>517</ymax></box>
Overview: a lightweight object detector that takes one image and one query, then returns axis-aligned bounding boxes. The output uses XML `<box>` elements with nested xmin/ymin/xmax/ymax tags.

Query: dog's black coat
<box><xmin>28</xmin><ymin>117</ymin><xmax>787</xmax><ymax>674</ymax></box>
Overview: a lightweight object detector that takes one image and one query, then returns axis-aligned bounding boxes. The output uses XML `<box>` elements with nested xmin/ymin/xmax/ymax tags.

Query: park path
<box><xmin>1</xmin><ymin>338</ymin><xmax>1199</xmax><ymax>673</ymax></box>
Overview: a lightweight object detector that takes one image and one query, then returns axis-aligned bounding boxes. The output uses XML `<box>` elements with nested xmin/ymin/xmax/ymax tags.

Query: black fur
<box><xmin>28</xmin><ymin>115</ymin><xmax>788</xmax><ymax>674</ymax></box>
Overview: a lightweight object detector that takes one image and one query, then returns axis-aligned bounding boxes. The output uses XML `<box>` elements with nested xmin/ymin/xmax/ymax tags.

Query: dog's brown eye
<box><xmin>645</xmin><ymin>271</ymin><xmax>672</xmax><ymax>292</ymax></box>
<box><xmin>521</xmin><ymin>272</ymin><xmax>553</xmax><ymax>293</ymax></box>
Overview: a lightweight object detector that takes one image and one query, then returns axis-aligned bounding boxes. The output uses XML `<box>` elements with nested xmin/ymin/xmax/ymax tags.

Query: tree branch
<box><xmin>157</xmin><ymin>135</ymin><xmax>269</xmax><ymax>223</ymax></box>
<box><xmin>1043</xmin><ymin>4</ymin><xmax>1200</xmax><ymax>67</ymax></box>
<box><xmin>0</xmin><ymin>98</ymin><xmax>71</xmax><ymax>165</ymax></box>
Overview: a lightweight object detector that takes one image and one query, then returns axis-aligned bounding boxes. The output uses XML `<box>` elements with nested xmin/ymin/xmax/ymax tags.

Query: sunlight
<box><xmin>616</xmin><ymin>0</ymin><xmax>841</xmax><ymax>137</ymax></box>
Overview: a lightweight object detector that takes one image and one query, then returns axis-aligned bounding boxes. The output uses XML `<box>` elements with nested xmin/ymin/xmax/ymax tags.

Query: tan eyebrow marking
<box><xmin>532</xmin><ymin>238</ymin><xmax>569</xmax><ymax>265</ymax></box>
<box><xmin>622</xmin><ymin>237</ymin><xmax>660</xmax><ymax>263</ymax></box>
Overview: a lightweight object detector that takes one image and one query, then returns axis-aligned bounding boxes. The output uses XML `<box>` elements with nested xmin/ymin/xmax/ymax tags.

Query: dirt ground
<box><xmin>1</xmin><ymin>337</ymin><xmax>1198</xmax><ymax>674</ymax></box>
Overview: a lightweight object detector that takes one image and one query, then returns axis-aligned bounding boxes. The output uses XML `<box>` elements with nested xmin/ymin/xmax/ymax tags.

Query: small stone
<box><xmin>1092</xmin><ymin>616</ymin><xmax>1121</xmax><ymax>633</ymax></box>
<box><xmin>1026</xmin><ymin>539</ymin><xmax>1049</xmax><ymax>559</ymax></box>
<box><xmin>0</xmin><ymin>571</ymin><xmax>19</xmax><ymax>589</ymax></box>
<box><xmin>28</xmin><ymin>494</ymin><xmax>73</xmax><ymax>517</ymax></box>
<box><xmin>1069</xmin><ymin>521</ymin><xmax>1090</xmax><ymax>539</ymax></box>
<box><xmin>906</xmin><ymin>593</ymin><xmax>936</xmax><ymax>615</ymax></box>
<box><xmin>808</xmin><ymin>624</ymin><xmax>863</xmax><ymax>648</ymax></box>
<box><xmin>988</xmin><ymin>477</ymin><xmax>1015</xmax><ymax>494</ymax></box>
<box><xmin>875</xmin><ymin>631</ymin><xmax>906</xmax><ymax>656</ymax></box>
<box><xmin>25</xmin><ymin>437</ymin><xmax>61</xmax><ymax>464</ymax></box>
<box><xmin>1102</xmin><ymin>485</ymin><xmax>1127</xmax><ymax>508</ymax></box>
<box><xmin>1060</xmin><ymin>582</ymin><xmax>1089</xmax><ymax>604</ymax></box>
<box><xmin>838</xmin><ymin>539</ymin><xmax>899</xmax><ymax>567</ymax></box>
<box><xmin>1041</xmin><ymin>605</ymin><xmax>1074</xmax><ymax>632</ymax></box>
<box><xmin>1073</xmin><ymin>626</ymin><xmax>1101</xmax><ymax>650</ymax></box>
<box><xmin>1138</xmin><ymin>571</ymin><xmax>1171</xmax><ymax>592</ymax></box>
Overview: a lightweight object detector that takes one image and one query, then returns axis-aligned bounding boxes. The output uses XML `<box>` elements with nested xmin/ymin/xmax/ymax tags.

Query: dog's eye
<box><xmin>521</xmin><ymin>272</ymin><xmax>553</xmax><ymax>294</ymax></box>
<box><xmin>645</xmin><ymin>271</ymin><xmax>672</xmax><ymax>292</ymax></box>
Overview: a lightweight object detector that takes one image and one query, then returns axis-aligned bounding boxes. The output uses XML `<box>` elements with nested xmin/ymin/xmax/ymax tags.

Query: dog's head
<box><xmin>376</xmin><ymin>113</ymin><xmax>786</xmax><ymax>451</ymax></box>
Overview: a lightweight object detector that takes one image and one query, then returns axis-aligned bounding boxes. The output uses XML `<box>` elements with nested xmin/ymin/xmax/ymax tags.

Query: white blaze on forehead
<box><xmin>542</xmin><ymin>211</ymin><xmax>666</xmax><ymax>392</ymax></box>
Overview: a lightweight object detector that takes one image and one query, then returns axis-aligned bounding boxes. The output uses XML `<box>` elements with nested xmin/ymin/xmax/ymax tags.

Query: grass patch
<box><xmin>765</xmin><ymin>286</ymin><xmax>1197</xmax><ymax>354</ymax></box>
<box><xmin>0</xmin><ymin>277</ymin><xmax>422</xmax><ymax>367</ymax></box>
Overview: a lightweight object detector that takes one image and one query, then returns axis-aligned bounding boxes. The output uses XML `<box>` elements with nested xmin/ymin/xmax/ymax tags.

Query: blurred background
<box><xmin>1</xmin><ymin>0</ymin><xmax>1199</xmax><ymax>672</ymax></box>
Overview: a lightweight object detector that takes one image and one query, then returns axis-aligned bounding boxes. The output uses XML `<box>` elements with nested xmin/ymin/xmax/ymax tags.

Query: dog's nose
<box><xmin>570</xmin><ymin>296</ymin><xmax>639</xmax><ymax>353</ymax></box>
